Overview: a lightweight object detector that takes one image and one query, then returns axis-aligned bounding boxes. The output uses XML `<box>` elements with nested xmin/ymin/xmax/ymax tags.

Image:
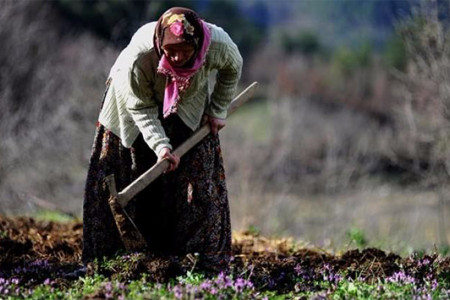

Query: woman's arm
<box><xmin>126</xmin><ymin>62</ymin><xmax>180</xmax><ymax>171</ymax></box>
<box><xmin>126</xmin><ymin>62</ymin><xmax>171</xmax><ymax>155</ymax></box>
<box><xmin>205</xmin><ymin>39</ymin><xmax>243</xmax><ymax>121</ymax></box>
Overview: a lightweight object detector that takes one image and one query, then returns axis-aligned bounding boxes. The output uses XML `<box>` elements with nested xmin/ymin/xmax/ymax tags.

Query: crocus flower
<box><xmin>173</xmin><ymin>285</ymin><xmax>183</xmax><ymax>299</ymax></box>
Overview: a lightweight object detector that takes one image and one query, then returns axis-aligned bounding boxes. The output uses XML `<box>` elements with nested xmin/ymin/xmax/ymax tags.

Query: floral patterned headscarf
<box><xmin>154</xmin><ymin>7</ymin><xmax>211</xmax><ymax>118</ymax></box>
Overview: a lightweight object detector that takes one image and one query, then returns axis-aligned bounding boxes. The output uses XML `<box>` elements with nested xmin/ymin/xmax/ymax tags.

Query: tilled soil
<box><xmin>0</xmin><ymin>216</ymin><xmax>449</xmax><ymax>293</ymax></box>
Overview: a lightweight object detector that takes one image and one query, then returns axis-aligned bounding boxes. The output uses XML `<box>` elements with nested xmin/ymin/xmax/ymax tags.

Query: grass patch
<box><xmin>32</xmin><ymin>210</ymin><xmax>77</xmax><ymax>223</ymax></box>
<box><xmin>227</xmin><ymin>98</ymin><xmax>271</xmax><ymax>143</ymax></box>
<box><xmin>4</xmin><ymin>266</ymin><xmax>449</xmax><ymax>299</ymax></box>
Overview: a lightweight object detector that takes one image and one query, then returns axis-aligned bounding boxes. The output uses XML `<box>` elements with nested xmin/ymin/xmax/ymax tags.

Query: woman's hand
<box><xmin>202</xmin><ymin>115</ymin><xmax>226</xmax><ymax>135</ymax></box>
<box><xmin>158</xmin><ymin>147</ymin><xmax>180</xmax><ymax>173</ymax></box>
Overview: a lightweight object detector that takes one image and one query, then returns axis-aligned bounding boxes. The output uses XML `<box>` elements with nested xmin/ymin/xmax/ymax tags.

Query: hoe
<box><xmin>105</xmin><ymin>82</ymin><xmax>258</xmax><ymax>250</ymax></box>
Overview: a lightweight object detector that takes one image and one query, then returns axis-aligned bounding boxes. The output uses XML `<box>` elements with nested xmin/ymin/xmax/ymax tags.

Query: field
<box><xmin>1</xmin><ymin>215</ymin><xmax>450</xmax><ymax>299</ymax></box>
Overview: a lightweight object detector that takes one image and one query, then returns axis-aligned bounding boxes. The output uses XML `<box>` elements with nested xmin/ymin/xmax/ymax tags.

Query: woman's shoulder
<box><xmin>108</xmin><ymin>22</ymin><xmax>157</xmax><ymax>77</ymax></box>
<box><xmin>130</xmin><ymin>22</ymin><xmax>157</xmax><ymax>45</ymax></box>
<box><xmin>205</xmin><ymin>22</ymin><xmax>241</xmax><ymax>66</ymax></box>
<box><xmin>206</xmin><ymin>22</ymin><xmax>234</xmax><ymax>45</ymax></box>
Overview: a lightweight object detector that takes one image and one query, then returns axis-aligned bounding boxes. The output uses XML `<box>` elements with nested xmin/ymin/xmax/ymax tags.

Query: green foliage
<box><xmin>438</xmin><ymin>244</ymin><xmax>450</xmax><ymax>256</ymax></box>
<box><xmin>281</xmin><ymin>31</ymin><xmax>322</xmax><ymax>56</ymax></box>
<box><xmin>383</xmin><ymin>34</ymin><xmax>407</xmax><ymax>71</ymax></box>
<box><xmin>145</xmin><ymin>0</ymin><xmax>200</xmax><ymax>21</ymax></box>
<box><xmin>71</xmin><ymin>274</ymin><xmax>106</xmax><ymax>297</ymax></box>
<box><xmin>246</xmin><ymin>224</ymin><xmax>261</xmax><ymax>237</ymax></box>
<box><xmin>396</xmin><ymin>16</ymin><xmax>430</xmax><ymax>56</ymax></box>
<box><xmin>198</xmin><ymin>1</ymin><xmax>265</xmax><ymax>59</ymax></box>
<box><xmin>331</xmin><ymin>42</ymin><xmax>373</xmax><ymax>77</ymax></box>
<box><xmin>177</xmin><ymin>270</ymin><xmax>205</xmax><ymax>285</ymax></box>
<box><xmin>3</xmin><ymin>253</ymin><xmax>450</xmax><ymax>300</ymax></box>
<box><xmin>28</xmin><ymin>285</ymin><xmax>62</xmax><ymax>300</ymax></box>
<box><xmin>55</xmin><ymin>0</ymin><xmax>147</xmax><ymax>45</ymax></box>
<box><xmin>53</xmin><ymin>0</ymin><xmax>265</xmax><ymax>59</ymax></box>
<box><xmin>227</xmin><ymin>99</ymin><xmax>271</xmax><ymax>143</ymax></box>
<box><xmin>33</xmin><ymin>210</ymin><xmax>76</xmax><ymax>223</ymax></box>
<box><xmin>330</xmin><ymin>275</ymin><xmax>449</xmax><ymax>299</ymax></box>
<box><xmin>332</xmin><ymin>279</ymin><xmax>400</xmax><ymax>299</ymax></box>
<box><xmin>346</xmin><ymin>227</ymin><xmax>368</xmax><ymax>248</ymax></box>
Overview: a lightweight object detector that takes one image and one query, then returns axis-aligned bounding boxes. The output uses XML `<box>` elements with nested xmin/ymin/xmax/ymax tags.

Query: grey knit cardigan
<box><xmin>98</xmin><ymin>22</ymin><xmax>243</xmax><ymax>154</ymax></box>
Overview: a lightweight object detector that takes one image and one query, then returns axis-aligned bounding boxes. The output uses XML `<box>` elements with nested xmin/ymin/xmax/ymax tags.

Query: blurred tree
<box><xmin>281</xmin><ymin>30</ymin><xmax>322</xmax><ymax>56</ymax></box>
<box><xmin>194</xmin><ymin>1</ymin><xmax>266</xmax><ymax>60</ymax></box>
<box><xmin>383</xmin><ymin>34</ymin><xmax>407</xmax><ymax>71</ymax></box>
<box><xmin>54</xmin><ymin>0</ymin><xmax>147</xmax><ymax>46</ymax></box>
<box><xmin>332</xmin><ymin>42</ymin><xmax>373</xmax><ymax>77</ymax></box>
<box><xmin>145</xmin><ymin>0</ymin><xmax>200</xmax><ymax>20</ymax></box>
<box><xmin>53</xmin><ymin>0</ymin><xmax>266</xmax><ymax>60</ymax></box>
<box><xmin>287</xmin><ymin>0</ymin><xmax>416</xmax><ymax>51</ymax></box>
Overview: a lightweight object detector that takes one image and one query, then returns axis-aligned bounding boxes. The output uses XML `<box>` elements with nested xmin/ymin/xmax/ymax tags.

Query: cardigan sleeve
<box><xmin>205</xmin><ymin>40</ymin><xmax>243</xmax><ymax>120</ymax></box>
<box><xmin>126</xmin><ymin>62</ymin><xmax>172</xmax><ymax>154</ymax></box>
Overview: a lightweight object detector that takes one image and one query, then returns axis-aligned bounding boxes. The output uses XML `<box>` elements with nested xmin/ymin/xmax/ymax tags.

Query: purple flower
<box><xmin>388</xmin><ymin>271</ymin><xmax>415</xmax><ymax>284</ymax></box>
<box><xmin>431</xmin><ymin>279</ymin><xmax>438</xmax><ymax>290</ymax></box>
<box><xmin>246</xmin><ymin>280</ymin><xmax>254</xmax><ymax>289</ymax></box>
<box><xmin>234</xmin><ymin>278</ymin><xmax>246</xmax><ymax>292</ymax></box>
<box><xmin>117</xmin><ymin>282</ymin><xmax>126</xmax><ymax>290</ymax></box>
<box><xmin>200</xmin><ymin>281</ymin><xmax>211</xmax><ymax>290</ymax></box>
<box><xmin>294</xmin><ymin>264</ymin><xmax>303</xmax><ymax>275</ymax></box>
<box><xmin>332</xmin><ymin>273</ymin><xmax>342</xmax><ymax>284</ymax></box>
<box><xmin>173</xmin><ymin>285</ymin><xmax>183</xmax><ymax>299</ymax></box>
<box><xmin>44</xmin><ymin>278</ymin><xmax>51</xmax><ymax>285</ymax></box>
<box><xmin>216</xmin><ymin>272</ymin><xmax>225</xmax><ymax>281</ymax></box>
<box><xmin>215</xmin><ymin>272</ymin><xmax>233</xmax><ymax>288</ymax></box>
<box><xmin>105</xmin><ymin>282</ymin><xmax>112</xmax><ymax>292</ymax></box>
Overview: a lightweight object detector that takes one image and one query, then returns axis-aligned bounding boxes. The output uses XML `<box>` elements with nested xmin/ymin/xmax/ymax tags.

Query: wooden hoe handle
<box><xmin>114</xmin><ymin>81</ymin><xmax>259</xmax><ymax>207</ymax></box>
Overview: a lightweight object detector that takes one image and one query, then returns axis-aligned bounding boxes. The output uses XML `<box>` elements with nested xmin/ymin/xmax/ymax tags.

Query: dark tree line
<box><xmin>52</xmin><ymin>0</ymin><xmax>267</xmax><ymax>61</ymax></box>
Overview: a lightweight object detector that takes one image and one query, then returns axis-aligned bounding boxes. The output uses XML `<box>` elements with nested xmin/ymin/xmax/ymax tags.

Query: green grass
<box><xmin>3</xmin><ymin>248</ymin><xmax>449</xmax><ymax>300</ymax></box>
<box><xmin>227</xmin><ymin>98</ymin><xmax>271</xmax><ymax>143</ymax></box>
<box><xmin>32</xmin><ymin>210</ymin><xmax>77</xmax><ymax>223</ymax></box>
<box><xmin>346</xmin><ymin>227</ymin><xmax>368</xmax><ymax>249</ymax></box>
<box><xmin>4</xmin><ymin>270</ymin><xmax>448</xmax><ymax>300</ymax></box>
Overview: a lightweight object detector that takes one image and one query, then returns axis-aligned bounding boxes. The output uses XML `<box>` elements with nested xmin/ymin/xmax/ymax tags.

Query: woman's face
<box><xmin>162</xmin><ymin>43</ymin><xmax>196</xmax><ymax>68</ymax></box>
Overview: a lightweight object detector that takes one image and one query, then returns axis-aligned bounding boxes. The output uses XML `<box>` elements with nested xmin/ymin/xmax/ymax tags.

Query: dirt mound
<box><xmin>0</xmin><ymin>216</ymin><xmax>447</xmax><ymax>292</ymax></box>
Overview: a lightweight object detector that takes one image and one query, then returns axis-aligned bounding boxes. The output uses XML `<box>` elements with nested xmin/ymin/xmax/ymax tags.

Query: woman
<box><xmin>82</xmin><ymin>7</ymin><xmax>242</xmax><ymax>273</ymax></box>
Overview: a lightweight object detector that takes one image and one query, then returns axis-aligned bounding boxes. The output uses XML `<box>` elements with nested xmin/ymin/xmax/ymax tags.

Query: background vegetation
<box><xmin>1</xmin><ymin>0</ymin><xmax>450</xmax><ymax>254</ymax></box>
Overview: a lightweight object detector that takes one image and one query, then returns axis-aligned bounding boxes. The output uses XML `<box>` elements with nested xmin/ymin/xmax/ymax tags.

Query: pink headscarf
<box><xmin>154</xmin><ymin>8</ymin><xmax>211</xmax><ymax>118</ymax></box>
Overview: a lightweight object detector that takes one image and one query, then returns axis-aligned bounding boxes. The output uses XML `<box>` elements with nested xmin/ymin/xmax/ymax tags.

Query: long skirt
<box><xmin>82</xmin><ymin>103</ymin><xmax>231</xmax><ymax>272</ymax></box>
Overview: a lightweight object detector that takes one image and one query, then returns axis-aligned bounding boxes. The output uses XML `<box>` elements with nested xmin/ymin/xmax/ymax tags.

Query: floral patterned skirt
<box><xmin>82</xmin><ymin>110</ymin><xmax>231</xmax><ymax>272</ymax></box>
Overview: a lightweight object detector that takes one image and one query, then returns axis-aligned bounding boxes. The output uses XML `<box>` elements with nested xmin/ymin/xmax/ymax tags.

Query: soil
<box><xmin>0</xmin><ymin>216</ymin><xmax>448</xmax><ymax>294</ymax></box>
